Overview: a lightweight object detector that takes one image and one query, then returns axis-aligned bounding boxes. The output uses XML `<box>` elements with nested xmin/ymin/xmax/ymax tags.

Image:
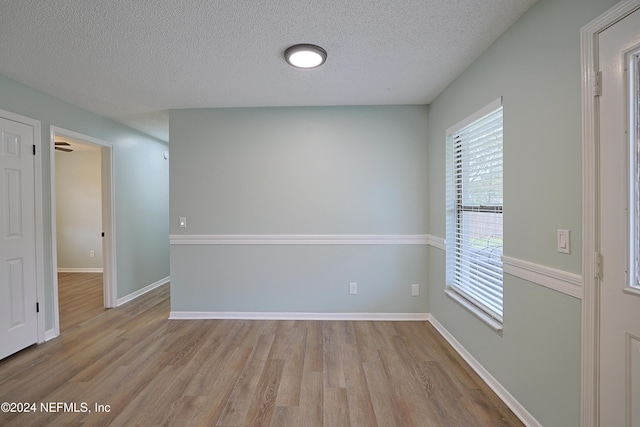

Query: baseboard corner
<box><xmin>117</xmin><ymin>276</ymin><xmax>170</xmax><ymax>307</ymax></box>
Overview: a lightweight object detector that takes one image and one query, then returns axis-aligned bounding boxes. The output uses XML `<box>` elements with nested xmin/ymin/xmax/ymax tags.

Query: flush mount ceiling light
<box><xmin>284</xmin><ymin>44</ymin><xmax>327</xmax><ymax>69</ymax></box>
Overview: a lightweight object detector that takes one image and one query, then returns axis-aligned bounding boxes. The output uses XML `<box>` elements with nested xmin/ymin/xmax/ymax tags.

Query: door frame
<box><xmin>581</xmin><ymin>1</ymin><xmax>640</xmax><ymax>425</ymax></box>
<box><xmin>49</xmin><ymin>126</ymin><xmax>117</xmax><ymax>337</ymax></box>
<box><xmin>0</xmin><ymin>108</ymin><xmax>45</xmax><ymax>344</ymax></box>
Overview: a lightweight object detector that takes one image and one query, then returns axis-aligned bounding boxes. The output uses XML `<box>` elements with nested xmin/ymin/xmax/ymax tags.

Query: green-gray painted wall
<box><xmin>427</xmin><ymin>0</ymin><xmax>619</xmax><ymax>425</ymax></box>
<box><xmin>0</xmin><ymin>74</ymin><xmax>170</xmax><ymax>330</ymax></box>
<box><xmin>169</xmin><ymin>106</ymin><xmax>430</xmax><ymax>313</ymax></box>
<box><xmin>1</xmin><ymin>0</ymin><xmax>625</xmax><ymax>424</ymax></box>
<box><xmin>170</xmin><ymin>0</ymin><xmax>623</xmax><ymax>425</ymax></box>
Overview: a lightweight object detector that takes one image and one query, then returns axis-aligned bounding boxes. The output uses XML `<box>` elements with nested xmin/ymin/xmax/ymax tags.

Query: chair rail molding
<box><xmin>170</xmin><ymin>234</ymin><xmax>432</xmax><ymax>245</ymax></box>
<box><xmin>502</xmin><ymin>256</ymin><xmax>583</xmax><ymax>299</ymax></box>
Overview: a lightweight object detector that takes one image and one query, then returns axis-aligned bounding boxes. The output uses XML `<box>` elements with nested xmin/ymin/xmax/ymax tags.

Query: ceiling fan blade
<box><xmin>54</xmin><ymin>141</ymin><xmax>71</xmax><ymax>146</ymax></box>
<box><xmin>55</xmin><ymin>147</ymin><xmax>73</xmax><ymax>152</ymax></box>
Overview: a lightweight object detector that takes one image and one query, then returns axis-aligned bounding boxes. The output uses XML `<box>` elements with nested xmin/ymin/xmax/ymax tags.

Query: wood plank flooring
<box><xmin>0</xmin><ymin>279</ymin><xmax>524</xmax><ymax>426</ymax></box>
<box><xmin>57</xmin><ymin>272</ymin><xmax>105</xmax><ymax>331</ymax></box>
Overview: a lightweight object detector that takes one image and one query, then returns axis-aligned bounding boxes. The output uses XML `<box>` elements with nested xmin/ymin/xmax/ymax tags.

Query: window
<box><xmin>446</xmin><ymin>98</ymin><xmax>503</xmax><ymax>325</ymax></box>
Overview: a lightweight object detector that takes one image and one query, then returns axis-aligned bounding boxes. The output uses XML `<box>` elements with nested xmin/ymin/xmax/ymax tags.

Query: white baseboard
<box><xmin>427</xmin><ymin>314</ymin><xmax>542</xmax><ymax>427</ymax></box>
<box><xmin>169</xmin><ymin>311</ymin><xmax>429</xmax><ymax>321</ymax></box>
<box><xmin>57</xmin><ymin>268</ymin><xmax>104</xmax><ymax>273</ymax></box>
<box><xmin>117</xmin><ymin>276</ymin><xmax>170</xmax><ymax>307</ymax></box>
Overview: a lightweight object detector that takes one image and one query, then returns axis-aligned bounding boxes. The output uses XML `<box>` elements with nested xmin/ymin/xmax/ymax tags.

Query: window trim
<box><xmin>445</xmin><ymin>98</ymin><xmax>503</xmax><ymax>137</ymax></box>
<box><xmin>445</xmin><ymin>97</ymin><xmax>504</xmax><ymax>328</ymax></box>
<box><xmin>444</xmin><ymin>289</ymin><xmax>503</xmax><ymax>331</ymax></box>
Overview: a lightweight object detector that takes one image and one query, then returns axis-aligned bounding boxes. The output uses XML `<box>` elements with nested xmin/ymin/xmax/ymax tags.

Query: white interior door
<box><xmin>0</xmin><ymin>116</ymin><xmax>38</xmax><ymax>360</ymax></box>
<box><xmin>598</xmin><ymin>7</ymin><xmax>640</xmax><ymax>426</ymax></box>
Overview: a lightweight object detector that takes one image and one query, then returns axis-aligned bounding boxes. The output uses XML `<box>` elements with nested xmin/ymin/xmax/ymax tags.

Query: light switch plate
<box><xmin>557</xmin><ymin>229</ymin><xmax>570</xmax><ymax>254</ymax></box>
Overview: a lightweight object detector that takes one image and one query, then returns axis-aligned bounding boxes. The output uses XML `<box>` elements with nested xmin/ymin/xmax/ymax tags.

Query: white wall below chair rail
<box><xmin>169</xmin><ymin>234</ymin><xmax>432</xmax><ymax>245</ymax></box>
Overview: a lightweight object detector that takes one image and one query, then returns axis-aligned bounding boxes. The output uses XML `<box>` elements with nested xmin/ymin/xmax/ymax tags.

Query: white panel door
<box><xmin>598</xmin><ymin>7</ymin><xmax>640</xmax><ymax>426</ymax></box>
<box><xmin>0</xmin><ymin>116</ymin><xmax>38</xmax><ymax>360</ymax></box>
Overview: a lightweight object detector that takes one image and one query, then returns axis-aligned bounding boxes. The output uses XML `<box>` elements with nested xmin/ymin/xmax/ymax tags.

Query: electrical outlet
<box><xmin>179</xmin><ymin>217</ymin><xmax>187</xmax><ymax>228</ymax></box>
<box><xmin>349</xmin><ymin>282</ymin><xmax>357</xmax><ymax>295</ymax></box>
<box><xmin>412</xmin><ymin>284</ymin><xmax>420</xmax><ymax>296</ymax></box>
<box><xmin>89</xmin><ymin>250</ymin><xmax>95</xmax><ymax>258</ymax></box>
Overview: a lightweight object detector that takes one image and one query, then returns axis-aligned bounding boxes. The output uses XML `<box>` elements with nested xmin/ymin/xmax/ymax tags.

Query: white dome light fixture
<box><xmin>284</xmin><ymin>44</ymin><xmax>327</xmax><ymax>69</ymax></box>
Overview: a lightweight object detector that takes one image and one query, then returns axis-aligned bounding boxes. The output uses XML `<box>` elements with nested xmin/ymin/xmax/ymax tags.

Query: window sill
<box><xmin>623</xmin><ymin>286</ymin><xmax>640</xmax><ymax>297</ymax></box>
<box><xmin>444</xmin><ymin>289</ymin><xmax>503</xmax><ymax>332</ymax></box>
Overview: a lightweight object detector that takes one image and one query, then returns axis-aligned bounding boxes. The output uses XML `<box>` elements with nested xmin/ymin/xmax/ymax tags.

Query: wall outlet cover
<box><xmin>412</xmin><ymin>284</ymin><xmax>420</xmax><ymax>296</ymax></box>
<box><xmin>349</xmin><ymin>282</ymin><xmax>357</xmax><ymax>295</ymax></box>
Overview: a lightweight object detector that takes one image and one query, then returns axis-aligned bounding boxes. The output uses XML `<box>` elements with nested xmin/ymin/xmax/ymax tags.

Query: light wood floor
<box><xmin>57</xmin><ymin>272</ymin><xmax>106</xmax><ymax>331</ymax></box>
<box><xmin>0</xmin><ymin>278</ymin><xmax>523</xmax><ymax>426</ymax></box>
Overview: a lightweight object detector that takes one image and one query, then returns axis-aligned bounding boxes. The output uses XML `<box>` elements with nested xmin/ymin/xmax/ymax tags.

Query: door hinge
<box><xmin>36</xmin><ymin>302</ymin><xmax>40</xmax><ymax>313</ymax></box>
<box><xmin>101</xmin><ymin>232</ymin><xmax>105</xmax><ymax>237</ymax></box>
<box><xmin>594</xmin><ymin>71</ymin><xmax>602</xmax><ymax>97</ymax></box>
<box><xmin>33</xmin><ymin>144</ymin><xmax>36</xmax><ymax>155</ymax></box>
<box><xmin>594</xmin><ymin>252</ymin><xmax>603</xmax><ymax>280</ymax></box>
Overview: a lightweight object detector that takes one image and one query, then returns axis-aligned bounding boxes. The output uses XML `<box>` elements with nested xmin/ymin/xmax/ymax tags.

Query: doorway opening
<box><xmin>50</xmin><ymin>126</ymin><xmax>116</xmax><ymax>336</ymax></box>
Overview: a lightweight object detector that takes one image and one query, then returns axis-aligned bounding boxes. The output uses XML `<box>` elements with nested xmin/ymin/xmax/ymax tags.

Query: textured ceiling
<box><xmin>0</xmin><ymin>0</ymin><xmax>537</xmax><ymax>142</ymax></box>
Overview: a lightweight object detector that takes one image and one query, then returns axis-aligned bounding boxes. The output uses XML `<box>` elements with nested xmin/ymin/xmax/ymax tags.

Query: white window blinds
<box><xmin>449</xmin><ymin>103</ymin><xmax>503</xmax><ymax>320</ymax></box>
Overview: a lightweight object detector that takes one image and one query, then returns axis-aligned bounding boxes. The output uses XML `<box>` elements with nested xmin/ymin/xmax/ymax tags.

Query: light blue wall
<box><xmin>171</xmin><ymin>245</ymin><xmax>428</xmax><ymax>313</ymax></box>
<box><xmin>4</xmin><ymin>0</ymin><xmax>622</xmax><ymax>421</ymax></box>
<box><xmin>0</xmin><ymin>74</ymin><xmax>170</xmax><ymax>329</ymax></box>
<box><xmin>169</xmin><ymin>106</ymin><xmax>429</xmax><ymax>313</ymax></box>
<box><xmin>426</xmin><ymin>0</ymin><xmax>619</xmax><ymax>425</ymax></box>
